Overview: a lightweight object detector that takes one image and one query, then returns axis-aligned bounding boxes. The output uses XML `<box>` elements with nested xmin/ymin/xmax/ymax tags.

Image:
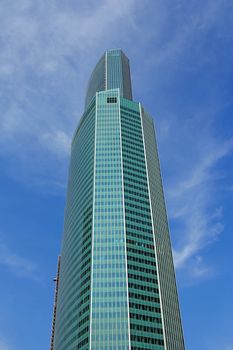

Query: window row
<box><xmin>130</xmin><ymin>312</ymin><xmax>162</xmax><ymax>324</ymax></box>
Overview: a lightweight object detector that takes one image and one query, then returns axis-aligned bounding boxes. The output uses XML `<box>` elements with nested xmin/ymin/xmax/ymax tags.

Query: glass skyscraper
<box><xmin>51</xmin><ymin>49</ymin><xmax>185</xmax><ymax>350</ymax></box>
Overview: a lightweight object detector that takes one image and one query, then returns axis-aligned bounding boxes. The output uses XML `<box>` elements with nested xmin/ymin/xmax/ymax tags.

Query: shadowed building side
<box><xmin>50</xmin><ymin>256</ymin><xmax>60</xmax><ymax>350</ymax></box>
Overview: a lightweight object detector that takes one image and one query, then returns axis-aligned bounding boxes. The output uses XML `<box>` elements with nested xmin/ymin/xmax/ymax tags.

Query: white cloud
<box><xmin>206</xmin><ymin>339</ymin><xmax>233</xmax><ymax>350</ymax></box>
<box><xmin>39</xmin><ymin>130</ymin><xmax>70</xmax><ymax>157</ymax></box>
<box><xmin>0</xmin><ymin>241</ymin><xmax>36</xmax><ymax>278</ymax></box>
<box><xmin>192</xmin><ymin>256</ymin><xmax>212</xmax><ymax>278</ymax></box>
<box><xmin>0</xmin><ymin>0</ymin><xmax>137</xmax><ymax>77</ymax></box>
<box><xmin>0</xmin><ymin>338</ymin><xmax>11</xmax><ymax>350</ymax></box>
<box><xmin>0</xmin><ymin>0</ymin><xmax>141</xmax><ymax>190</ymax></box>
<box><xmin>164</xmin><ymin>122</ymin><xmax>233</xmax><ymax>278</ymax></box>
<box><xmin>169</xmin><ymin>140</ymin><xmax>233</xmax><ymax>199</ymax></box>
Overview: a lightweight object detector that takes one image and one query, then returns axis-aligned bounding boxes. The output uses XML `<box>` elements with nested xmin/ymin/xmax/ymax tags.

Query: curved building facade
<box><xmin>52</xmin><ymin>49</ymin><xmax>185</xmax><ymax>350</ymax></box>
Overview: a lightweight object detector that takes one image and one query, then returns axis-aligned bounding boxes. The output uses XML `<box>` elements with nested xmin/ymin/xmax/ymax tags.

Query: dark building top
<box><xmin>85</xmin><ymin>49</ymin><xmax>132</xmax><ymax>109</ymax></box>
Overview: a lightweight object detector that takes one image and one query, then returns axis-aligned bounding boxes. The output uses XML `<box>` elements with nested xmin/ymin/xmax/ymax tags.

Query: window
<box><xmin>107</xmin><ymin>97</ymin><xmax>117</xmax><ymax>103</ymax></box>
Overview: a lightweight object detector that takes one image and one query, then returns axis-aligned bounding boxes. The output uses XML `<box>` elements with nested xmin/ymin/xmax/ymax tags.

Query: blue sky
<box><xmin>0</xmin><ymin>0</ymin><xmax>233</xmax><ymax>349</ymax></box>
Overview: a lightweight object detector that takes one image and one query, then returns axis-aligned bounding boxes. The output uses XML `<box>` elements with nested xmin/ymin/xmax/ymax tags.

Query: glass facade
<box><xmin>52</xmin><ymin>49</ymin><xmax>185</xmax><ymax>350</ymax></box>
<box><xmin>90</xmin><ymin>89</ymin><xmax>130</xmax><ymax>349</ymax></box>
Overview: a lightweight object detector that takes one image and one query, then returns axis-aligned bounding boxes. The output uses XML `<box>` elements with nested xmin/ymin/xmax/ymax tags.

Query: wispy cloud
<box><xmin>0</xmin><ymin>241</ymin><xmax>37</xmax><ymax>279</ymax></box>
<box><xmin>0</xmin><ymin>0</ymin><xmax>140</xmax><ymax>190</ymax></box>
<box><xmin>0</xmin><ymin>338</ymin><xmax>11</xmax><ymax>350</ymax></box>
<box><xmin>162</xmin><ymin>113</ymin><xmax>233</xmax><ymax>281</ymax></box>
<box><xmin>39</xmin><ymin>129</ymin><xmax>70</xmax><ymax>157</ymax></box>
<box><xmin>206</xmin><ymin>338</ymin><xmax>233</xmax><ymax>350</ymax></box>
<box><xmin>169</xmin><ymin>140</ymin><xmax>233</xmax><ymax>200</ymax></box>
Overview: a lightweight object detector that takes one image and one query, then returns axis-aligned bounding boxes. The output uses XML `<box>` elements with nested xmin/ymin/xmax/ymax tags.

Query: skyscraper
<box><xmin>52</xmin><ymin>49</ymin><xmax>185</xmax><ymax>350</ymax></box>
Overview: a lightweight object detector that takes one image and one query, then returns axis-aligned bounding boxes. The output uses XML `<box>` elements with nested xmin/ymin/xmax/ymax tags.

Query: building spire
<box><xmin>85</xmin><ymin>49</ymin><xmax>132</xmax><ymax>109</ymax></box>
